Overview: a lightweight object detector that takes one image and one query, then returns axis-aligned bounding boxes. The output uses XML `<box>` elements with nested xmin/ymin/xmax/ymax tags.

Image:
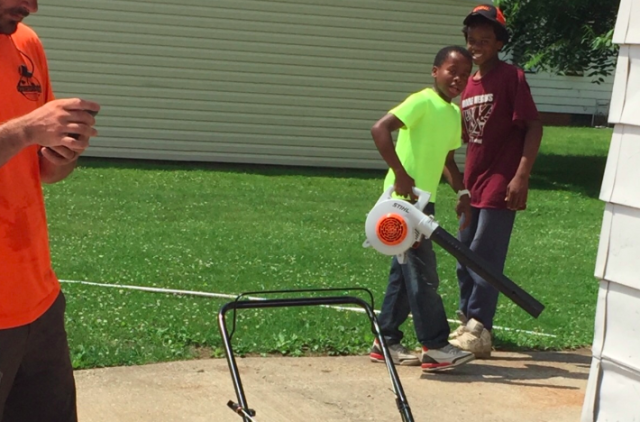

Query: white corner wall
<box><xmin>582</xmin><ymin>0</ymin><xmax>640</xmax><ymax>420</ymax></box>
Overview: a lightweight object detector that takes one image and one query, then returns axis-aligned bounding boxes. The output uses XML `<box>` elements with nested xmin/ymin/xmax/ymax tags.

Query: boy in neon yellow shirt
<box><xmin>369</xmin><ymin>46</ymin><xmax>475</xmax><ymax>372</ymax></box>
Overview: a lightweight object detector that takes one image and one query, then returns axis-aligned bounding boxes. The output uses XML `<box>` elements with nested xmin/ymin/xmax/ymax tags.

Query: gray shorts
<box><xmin>0</xmin><ymin>292</ymin><xmax>77</xmax><ymax>422</ymax></box>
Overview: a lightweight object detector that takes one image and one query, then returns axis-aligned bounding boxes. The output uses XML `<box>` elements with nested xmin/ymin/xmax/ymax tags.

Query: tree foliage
<box><xmin>495</xmin><ymin>0</ymin><xmax>620</xmax><ymax>83</ymax></box>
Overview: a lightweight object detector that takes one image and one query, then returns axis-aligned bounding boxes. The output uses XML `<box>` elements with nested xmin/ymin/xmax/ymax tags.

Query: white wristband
<box><xmin>457</xmin><ymin>189</ymin><xmax>471</xmax><ymax>199</ymax></box>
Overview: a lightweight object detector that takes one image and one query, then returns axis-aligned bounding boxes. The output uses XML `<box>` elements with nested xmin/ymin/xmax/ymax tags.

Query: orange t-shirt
<box><xmin>0</xmin><ymin>24</ymin><xmax>59</xmax><ymax>329</ymax></box>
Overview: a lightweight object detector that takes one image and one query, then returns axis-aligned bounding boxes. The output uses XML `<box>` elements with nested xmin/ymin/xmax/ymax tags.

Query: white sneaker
<box><xmin>421</xmin><ymin>344</ymin><xmax>475</xmax><ymax>372</ymax></box>
<box><xmin>449</xmin><ymin>310</ymin><xmax>468</xmax><ymax>340</ymax></box>
<box><xmin>369</xmin><ymin>340</ymin><xmax>420</xmax><ymax>366</ymax></box>
<box><xmin>449</xmin><ymin>318</ymin><xmax>492</xmax><ymax>359</ymax></box>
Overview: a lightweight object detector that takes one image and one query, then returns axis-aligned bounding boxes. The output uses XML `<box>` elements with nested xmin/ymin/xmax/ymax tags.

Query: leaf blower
<box><xmin>363</xmin><ymin>187</ymin><xmax>544</xmax><ymax>318</ymax></box>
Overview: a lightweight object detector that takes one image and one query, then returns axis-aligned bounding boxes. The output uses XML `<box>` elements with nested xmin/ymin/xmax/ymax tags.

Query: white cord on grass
<box><xmin>60</xmin><ymin>279</ymin><xmax>556</xmax><ymax>338</ymax></box>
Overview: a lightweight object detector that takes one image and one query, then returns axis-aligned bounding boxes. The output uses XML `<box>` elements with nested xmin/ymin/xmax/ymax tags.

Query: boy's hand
<box><xmin>456</xmin><ymin>195</ymin><xmax>472</xmax><ymax>230</ymax></box>
<box><xmin>505</xmin><ymin>175</ymin><xmax>528</xmax><ymax>210</ymax></box>
<box><xmin>393</xmin><ymin>171</ymin><xmax>417</xmax><ymax>201</ymax></box>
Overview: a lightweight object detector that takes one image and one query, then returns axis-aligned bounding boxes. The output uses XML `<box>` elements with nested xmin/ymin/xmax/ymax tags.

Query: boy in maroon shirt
<box><xmin>449</xmin><ymin>4</ymin><xmax>543</xmax><ymax>358</ymax></box>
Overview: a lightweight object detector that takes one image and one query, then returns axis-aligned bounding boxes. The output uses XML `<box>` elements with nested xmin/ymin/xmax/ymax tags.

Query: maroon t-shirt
<box><xmin>461</xmin><ymin>61</ymin><xmax>539</xmax><ymax>209</ymax></box>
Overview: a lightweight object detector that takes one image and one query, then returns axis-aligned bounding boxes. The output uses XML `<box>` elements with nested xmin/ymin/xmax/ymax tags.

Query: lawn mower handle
<box><xmin>218</xmin><ymin>293</ymin><xmax>416</xmax><ymax>422</ymax></box>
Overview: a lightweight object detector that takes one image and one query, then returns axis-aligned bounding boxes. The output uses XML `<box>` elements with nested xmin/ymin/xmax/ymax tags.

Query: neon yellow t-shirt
<box><xmin>383</xmin><ymin>87</ymin><xmax>462</xmax><ymax>203</ymax></box>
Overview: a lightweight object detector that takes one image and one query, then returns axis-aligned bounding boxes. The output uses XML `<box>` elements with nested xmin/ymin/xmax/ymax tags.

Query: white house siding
<box><xmin>582</xmin><ymin>0</ymin><xmax>640</xmax><ymax>420</ymax></box>
<box><xmin>27</xmin><ymin>0</ymin><xmax>613</xmax><ymax>170</ymax></box>
<box><xmin>526</xmin><ymin>72</ymin><xmax>613</xmax><ymax>116</ymax></box>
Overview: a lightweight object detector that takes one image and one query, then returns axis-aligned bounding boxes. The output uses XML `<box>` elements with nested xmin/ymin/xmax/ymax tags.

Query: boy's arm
<box><xmin>371</xmin><ymin>113</ymin><xmax>417</xmax><ymax>200</ymax></box>
<box><xmin>443</xmin><ymin>150</ymin><xmax>471</xmax><ymax>230</ymax></box>
<box><xmin>506</xmin><ymin>119</ymin><xmax>543</xmax><ymax>210</ymax></box>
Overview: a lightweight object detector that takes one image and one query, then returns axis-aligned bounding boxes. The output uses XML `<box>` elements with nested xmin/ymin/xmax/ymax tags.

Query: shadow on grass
<box><xmin>530</xmin><ymin>153</ymin><xmax>607</xmax><ymax>198</ymax></box>
<box><xmin>77</xmin><ymin>157</ymin><xmax>385</xmax><ymax>180</ymax></box>
<box><xmin>78</xmin><ymin>152</ymin><xmax>607</xmax><ymax>196</ymax></box>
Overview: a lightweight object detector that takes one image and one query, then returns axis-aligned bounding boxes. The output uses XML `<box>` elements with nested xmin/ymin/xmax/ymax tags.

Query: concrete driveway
<box><xmin>75</xmin><ymin>350</ymin><xmax>591</xmax><ymax>422</ymax></box>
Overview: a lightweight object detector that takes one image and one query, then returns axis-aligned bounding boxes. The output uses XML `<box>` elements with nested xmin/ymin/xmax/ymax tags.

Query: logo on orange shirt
<box><xmin>16</xmin><ymin>67</ymin><xmax>42</xmax><ymax>101</ymax></box>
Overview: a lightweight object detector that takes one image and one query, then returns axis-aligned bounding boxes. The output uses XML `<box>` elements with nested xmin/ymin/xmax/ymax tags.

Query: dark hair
<box><xmin>462</xmin><ymin>15</ymin><xmax>509</xmax><ymax>44</ymax></box>
<box><xmin>433</xmin><ymin>46</ymin><xmax>473</xmax><ymax>67</ymax></box>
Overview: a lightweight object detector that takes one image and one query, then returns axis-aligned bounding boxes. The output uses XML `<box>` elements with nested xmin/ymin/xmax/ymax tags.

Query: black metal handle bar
<box><xmin>218</xmin><ymin>293</ymin><xmax>415</xmax><ymax>422</ymax></box>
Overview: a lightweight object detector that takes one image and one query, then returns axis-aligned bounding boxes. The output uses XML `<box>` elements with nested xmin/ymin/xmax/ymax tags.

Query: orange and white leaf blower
<box><xmin>363</xmin><ymin>187</ymin><xmax>545</xmax><ymax>318</ymax></box>
<box><xmin>363</xmin><ymin>187</ymin><xmax>437</xmax><ymax>264</ymax></box>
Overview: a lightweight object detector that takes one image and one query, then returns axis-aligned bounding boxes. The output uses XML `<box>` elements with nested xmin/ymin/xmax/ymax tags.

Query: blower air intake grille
<box><xmin>376</xmin><ymin>214</ymin><xmax>408</xmax><ymax>246</ymax></box>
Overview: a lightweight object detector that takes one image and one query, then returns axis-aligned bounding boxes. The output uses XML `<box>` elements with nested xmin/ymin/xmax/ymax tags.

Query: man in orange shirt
<box><xmin>0</xmin><ymin>1</ymin><xmax>100</xmax><ymax>421</ymax></box>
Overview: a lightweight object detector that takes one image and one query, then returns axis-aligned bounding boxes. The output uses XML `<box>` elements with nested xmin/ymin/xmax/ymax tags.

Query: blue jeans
<box><xmin>456</xmin><ymin>207</ymin><xmax>516</xmax><ymax>331</ymax></box>
<box><xmin>377</xmin><ymin>203</ymin><xmax>450</xmax><ymax>349</ymax></box>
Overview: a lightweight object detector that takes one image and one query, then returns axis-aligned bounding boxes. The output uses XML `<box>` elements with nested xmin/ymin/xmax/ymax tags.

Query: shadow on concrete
<box><xmin>420</xmin><ymin>351</ymin><xmax>590</xmax><ymax>389</ymax></box>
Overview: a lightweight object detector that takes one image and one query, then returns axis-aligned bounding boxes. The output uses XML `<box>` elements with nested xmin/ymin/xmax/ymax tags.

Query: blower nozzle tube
<box><xmin>429</xmin><ymin>226</ymin><xmax>544</xmax><ymax>318</ymax></box>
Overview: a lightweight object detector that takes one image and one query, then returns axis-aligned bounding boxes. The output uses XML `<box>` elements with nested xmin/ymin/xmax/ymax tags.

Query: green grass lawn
<box><xmin>44</xmin><ymin>126</ymin><xmax>612</xmax><ymax>369</ymax></box>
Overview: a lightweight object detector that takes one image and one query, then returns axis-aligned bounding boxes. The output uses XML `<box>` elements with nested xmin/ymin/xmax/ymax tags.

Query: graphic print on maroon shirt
<box><xmin>463</xmin><ymin>93</ymin><xmax>495</xmax><ymax>145</ymax></box>
<box><xmin>461</xmin><ymin>61</ymin><xmax>538</xmax><ymax>209</ymax></box>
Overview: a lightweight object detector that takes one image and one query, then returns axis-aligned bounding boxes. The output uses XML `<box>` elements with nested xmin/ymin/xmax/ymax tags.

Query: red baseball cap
<box><xmin>464</xmin><ymin>4</ymin><xmax>509</xmax><ymax>42</ymax></box>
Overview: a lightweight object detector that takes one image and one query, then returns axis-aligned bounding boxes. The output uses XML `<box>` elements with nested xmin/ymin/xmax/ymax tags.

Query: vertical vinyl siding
<box><xmin>581</xmin><ymin>0</ymin><xmax>640</xmax><ymax>422</ymax></box>
<box><xmin>583</xmin><ymin>2</ymin><xmax>640</xmax><ymax>414</ymax></box>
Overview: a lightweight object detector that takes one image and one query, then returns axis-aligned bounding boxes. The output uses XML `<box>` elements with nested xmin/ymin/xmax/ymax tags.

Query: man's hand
<box><xmin>505</xmin><ymin>175</ymin><xmax>528</xmax><ymax>210</ymax></box>
<box><xmin>29</xmin><ymin>98</ymin><xmax>101</xmax><ymax>183</ymax></box>
<box><xmin>456</xmin><ymin>195</ymin><xmax>472</xmax><ymax>230</ymax></box>
<box><xmin>20</xmin><ymin>98</ymin><xmax>100</xmax><ymax>152</ymax></box>
<box><xmin>39</xmin><ymin>145</ymin><xmax>85</xmax><ymax>166</ymax></box>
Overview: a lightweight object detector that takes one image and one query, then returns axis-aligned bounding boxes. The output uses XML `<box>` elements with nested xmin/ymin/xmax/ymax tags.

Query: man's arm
<box><xmin>443</xmin><ymin>150</ymin><xmax>471</xmax><ymax>230</ymax></box>
<box><xmin>0</xmin><ymin>98</ymin><xmax>100</xmax><ymax>182</ymax></box>
<box><xmin>39</xmin><ymin>151</ymin><xmax>80</xmax><ymax>184</ymax></box>
<box><xmin>0</xmin><ymin>121</ymin><xmax>30</xmax><ymax>168</ymax></box>
<box><xmin>505</xmin><ymin>119</ymin><xmax>543</xmax><ymax>210</ymax></box>
<box><xmin>371</xmin><ymin>113</ymin><xmax>416</xmax><ymax>199</ymax></box>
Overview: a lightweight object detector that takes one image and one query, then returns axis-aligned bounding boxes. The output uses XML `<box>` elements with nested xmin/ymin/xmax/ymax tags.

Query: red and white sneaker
<box><xmin>421</xmin><ymin>344</ymin><xmax>475</xmax><ymax>372</ymax></box>
<box><xmin>369</xmin><ymin>339</ymin><xmax>420</xmax><ymax>366</ymax></box>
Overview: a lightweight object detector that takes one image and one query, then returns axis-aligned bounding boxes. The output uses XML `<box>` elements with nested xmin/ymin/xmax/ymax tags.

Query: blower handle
<box><xmin>379</xmin><ymin>186</ymin><xmax>431</xmax><ymax>212</ymax></box>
